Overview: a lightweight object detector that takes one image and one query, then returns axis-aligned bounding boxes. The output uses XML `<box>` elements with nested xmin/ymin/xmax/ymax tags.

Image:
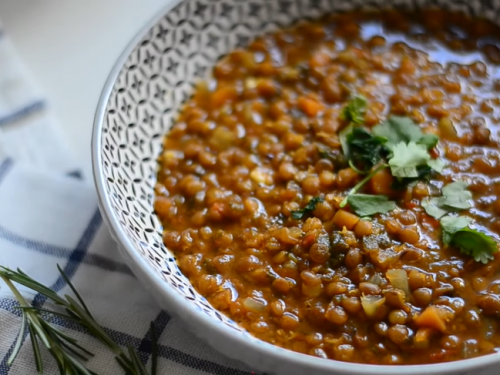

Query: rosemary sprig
<box><xmin>0</xmin><ymin>265</ymin><xmax>158</xmax><ymax>375</ymax></box>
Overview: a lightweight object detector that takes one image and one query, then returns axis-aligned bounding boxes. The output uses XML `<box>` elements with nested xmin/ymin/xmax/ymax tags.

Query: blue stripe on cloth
<box><xmin>0</xmin><ymin>224</ymin><xmax>131</xmax><ymax>275</ymax></box>
<box><xmin>32</xmin><ymin>208</ymin><xmax>102</xmax><ymax>303</ymax></box>
<box><xmin>0</xmin><ymin>299</ymin><xmax>255</xmax><ymax>375</ymax></box>
<box><xmin>0</xmin><ymin>208</ymin><xmax>102</xmax><ymax>375</ymax></box>
<box><xmin>0</xmin><ymin>101</ymin><xmax>45</xmax><ymax>128</ymax></box>
<box><xmin>0</xmin><ymin>299</ymin><xmax>21</xmax><ymax>318</ymax></box>
<box><xmin>0</xmin><ymin>158</ymin><xmax>13</xmax><ymax>185</ymax></box>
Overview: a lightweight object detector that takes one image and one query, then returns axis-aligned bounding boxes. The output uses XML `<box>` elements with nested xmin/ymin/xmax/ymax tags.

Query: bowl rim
<box><xmin>92</xmin><ymin>1</ymin><xmax>500</xmax><ymax>373</ymax></box>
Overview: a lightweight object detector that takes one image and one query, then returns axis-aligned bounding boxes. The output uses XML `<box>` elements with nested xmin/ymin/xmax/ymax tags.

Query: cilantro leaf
<box><xmin>291</xmin><ymin>197</ymin><xmax>324</xmax><ymax>220</ymax></box>
<box><xmin>372</xmin><ymin>116</ymin><xmax>420</xmax><ymax>149</ymax></box>
<box><xmin>427</xmin><ymin>158</ymin><xmax>446</xmax><ymax>173</ymax></box>
<box><xmin>418</xmin><ymin>133</ymin><xmax>439</xmax><ymax>149</ymax></box>
<box><xmin>422</xmin><ymin>200</ymin><xmax>448</xmax><ymax>219</ymax></box>
<box><xmin>451</xmin><ymin>229</ymin><xmax>498</xmax><ymax>264</ymax></box>
<box><xmin>388</xmin><ymin>142</ymin><xmax>444</xmax><ymax>179</ymax></box>
<box><xmin>390</xmin><ymin>165</ymin><xmax>434</xmax><ymax>190</ymax></box>
<box><xmin>440</xmin><ymin>215</ymin><xmax>473</xmax><ymax>244</ymax></box>
<box><xmin>347</xmin><ymin>194</ymin><xmax>397</xmax><ymax>216</ymax></box>
<box><xmin>340</xmin><ymin>96</ymin><xmax>367</xmax><ymax>125</ymax></box>
<box><xmin>339</xmin><ymin>164</ymin><xmax>389</xmax><ymax>208</ymax></box>
<box><xmin>339</xmin><ymin>123</ymin><xmax>354</xmax><ymax>159</ymax></box>
<box><xmin>373</xmin><ymin>116</ymin><xmax>437</xmax><ymax>151</ymax></box>
<box><xmin>346</xmin><ymin>128</ymin><xmax>388</xmax><ymax>173</ymax></box>
<box><xmin>423</xmin><ymin>181</ymin><xmax>472</xmax><ymax>219</ymax></box>
<box><xmin>440</xmin><ymin>181</ymin><xmax>473</xmax><ymax>209</ymax></box>
<box><xmin>388</xmin><ymin>142</ymin><xmax>431</xmax><ymax>178</ymax></box>
<box><xmin>440</xmin><ymin>216</ymin><xmax>498</xmax><ymax>264</ymax></box>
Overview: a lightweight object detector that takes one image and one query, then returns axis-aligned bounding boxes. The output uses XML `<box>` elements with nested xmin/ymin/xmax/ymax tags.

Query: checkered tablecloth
<box><xmin>0</xmin><ymin>25</ymin><xmax>255</xmax><ymax>375</ymax></box>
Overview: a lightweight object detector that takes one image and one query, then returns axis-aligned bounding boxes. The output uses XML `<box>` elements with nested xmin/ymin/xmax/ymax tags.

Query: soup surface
<box><xmin>155</xmin><ymin>10</ymin><xmax>500</xmax><ymax>365</ymax></box>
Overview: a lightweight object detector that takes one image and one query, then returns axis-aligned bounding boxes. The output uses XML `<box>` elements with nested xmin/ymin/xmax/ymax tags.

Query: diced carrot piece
<box><xmin>369</xmin><ymin>167</ymin><xmax>394</xmax><ymax>195</ymax></box>
<box><xmin>414</xmin><ymin>306</ymin><xmax>447</xmax><ymax>332</ymax></box>
<box><xmin>212</xmin><ymin>86</ymin><xmax>238</xmax><ymax>108</ymax></box>
<box><xmin>332</xmin><ymin>209</ymin><xmax>360</xmax><ymax>230</ymax></box>
<box><xmin>297</xmin><ymin>96</ymin><xmax>324</xmax><ymax>117</ymax></box>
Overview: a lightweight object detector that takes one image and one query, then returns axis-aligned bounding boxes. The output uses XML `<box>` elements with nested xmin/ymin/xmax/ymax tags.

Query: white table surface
<box><xmin>0</xmin><ymin>0</ymin><xmax>173</xmax><ymax>178</ymax></box>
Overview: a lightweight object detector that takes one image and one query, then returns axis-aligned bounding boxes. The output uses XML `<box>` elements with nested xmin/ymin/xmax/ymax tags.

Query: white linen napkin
<box><xmin>0</xmin><ymin>27</ymin><xmax>254</xmax><ymax>375</ymax></box>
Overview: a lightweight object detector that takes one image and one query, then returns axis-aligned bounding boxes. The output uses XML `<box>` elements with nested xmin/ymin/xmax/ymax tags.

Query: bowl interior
<box><xmin>96</xmin><ymin>0</ymin><xmax>500</xmax><ymax>361</ymax></box>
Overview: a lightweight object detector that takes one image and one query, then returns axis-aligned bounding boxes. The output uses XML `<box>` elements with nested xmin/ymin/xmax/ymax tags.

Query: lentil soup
<box><xmin>154</xmin><ymin>10</ymin><xmax>500</xmax><ymax>365</ymax></box>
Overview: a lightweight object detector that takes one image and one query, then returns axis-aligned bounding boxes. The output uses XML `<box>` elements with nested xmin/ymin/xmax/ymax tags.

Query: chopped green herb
<box><xmin>440</xmin><ymin>215</ymin><xmax>473</xmax><ymax>244</ymax></box>
<box><xmin>340</xmin><ymin>164</ymin><xmax>389</xmax><ymax>208</ymax></box>
<box><xmin>319</xmin><ymin>151</ymin><xmax>329</xmax><ymax>158</ymax></box>
<box><xmin>427</xmin><ymin>158</ymin><xmax>446</xmax><ymax>173</ymax></box>
<box><xmin>339</xmin><ymin>123</ymin><xmax>354</xmax><ymax>158</ymax></box>
<box><xmin>373</xmin><ymin>116</ymin><xmax>437</xmax><ymax>150</ymax></box>
<box><xmin>451</xmin><ymin>229</ymin><xmax>497</xmax><ymax>264</ymax></box>
<box><xmin>422</xmin><ymin>201</ymin><xmax>448</xmax><ymax>219</ymax></box>
<box><xmin>340</xmin><ymin>95</ymin><xmax>368</xmax><ymax>125</ymax></box>
<box><xmin>418</xmin><ymin>133</ymin><xmax>439</xmax><ymax>150</ymax></box>
<box><xmin>440</xmin><ymin>216</ymin><xmax>498</xmax><ymax>264</ymax></box>
<box><xmin>440</xmin><ymin>181</ymin><xmax>473</xmax><ymax>209</ymax></box>
<box><xmin>346</xmin><ymin>194</ymin><xmax>397</xmax><ymax>217</ymax></box>
<box><xmin>388</xmin><ymin>142</ymin><xmax>442</xmax><ymax>178</ymax></box>
<box><xmin>336</xmin><ymin>104</ymin><xmax>445</xmax><ymax>212</ymax></box>
<box><xmin>391</xmin><ymin>165</ymin><xmax>435</xmax><ymax>190</ymax></box>
<box><xmin>346</xmin><ymin>128</ymin><xmax>388</xmax><ymax>173</ymax></box>
<box><xmin>291</xmin><ymin>196</ymin><xmax>324</xmax><ymax>220</ymax></box>
<box><xmin>423</xmin><ymin>181</ymin><xmax>472</xmax><ymax>219</ymax></box>
<box><xmin>368</xmin><ymin>117</ymin><xmax>445</xmax><ymax>186</ymax></box>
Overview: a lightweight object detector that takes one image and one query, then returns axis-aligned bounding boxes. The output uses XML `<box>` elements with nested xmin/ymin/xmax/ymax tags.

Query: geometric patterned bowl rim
<box><xmin>91</xmin><ymin>1</ymin><xmax>500</xmax><ymax>374</ymax></box>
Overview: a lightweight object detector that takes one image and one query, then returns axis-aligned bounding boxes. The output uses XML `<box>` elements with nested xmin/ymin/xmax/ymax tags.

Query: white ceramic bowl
<box><xmin>92</xmin><ymin>1</ymin><xmax>500</xmax><ymax>374</ymax></box>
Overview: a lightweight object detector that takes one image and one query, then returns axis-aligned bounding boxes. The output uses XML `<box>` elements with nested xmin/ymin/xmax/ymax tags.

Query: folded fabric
<box><xmin>0</xmin><ymin>27</ymin><xmax>254</xmax><ymax>375</ymax></box>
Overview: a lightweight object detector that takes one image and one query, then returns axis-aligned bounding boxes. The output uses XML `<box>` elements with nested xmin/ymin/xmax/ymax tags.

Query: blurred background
<box><xmin>0</xmin><ymin>0</ymin><xmax>169</xmax><ymax>178</ymax></box>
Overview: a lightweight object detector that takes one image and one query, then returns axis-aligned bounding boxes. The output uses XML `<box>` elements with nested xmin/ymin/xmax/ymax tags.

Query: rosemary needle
<box><xmin>0</xmin><ymin>265</ymin><xmax>158</xmax><ymax>375</ymax></box>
